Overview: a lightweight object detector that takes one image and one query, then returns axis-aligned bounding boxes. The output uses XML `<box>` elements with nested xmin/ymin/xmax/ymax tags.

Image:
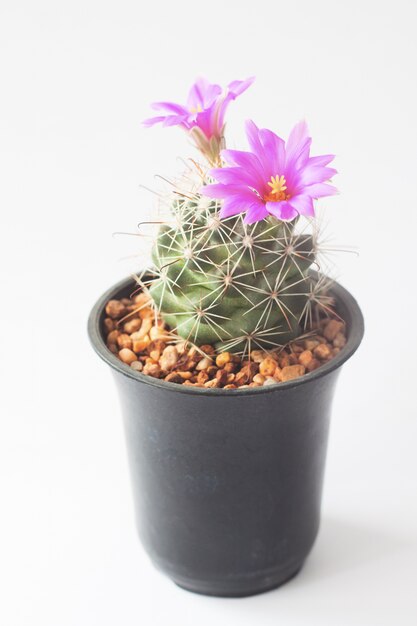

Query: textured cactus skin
<box><xmin>149</xmin><ymin>192</ymin><xmax>317</xmax><ymax>352</ymax></box>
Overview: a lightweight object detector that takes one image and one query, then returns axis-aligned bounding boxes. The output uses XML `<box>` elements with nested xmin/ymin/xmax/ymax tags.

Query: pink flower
<box><xmin>143</xmin><ymin>77</ymin><xmax>254</xmax><ymax>141</ymax></box>
<box><xmin>202</xmin><ymin>120</ymin><xmax>337</xmax><ymax>223</ymax></box>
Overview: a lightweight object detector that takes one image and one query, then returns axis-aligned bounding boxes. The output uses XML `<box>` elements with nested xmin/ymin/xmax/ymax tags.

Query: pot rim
<box><xmin>87</xmin><ymin>272</ymin><xmax>364</xmax><ymax>396</ymax></box>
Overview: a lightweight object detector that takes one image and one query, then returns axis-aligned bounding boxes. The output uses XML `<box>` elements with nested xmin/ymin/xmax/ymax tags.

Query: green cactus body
<box><xmin>149</xmin><ymin>192</ymin><xmax>319</xmax><ymax>353</ymax></box>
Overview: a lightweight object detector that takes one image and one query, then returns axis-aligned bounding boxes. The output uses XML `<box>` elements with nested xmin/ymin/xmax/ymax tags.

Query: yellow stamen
<box><xmin>189</xmin><ymin>104</ymin><xmax>203</xmax><ymax>113</ymax></box>
<box><xmin>268</xmin><ymin>175</ymin><xmax>287</xmax><ymax>194</ymax></box>
<box><xmin>264</xmin><ymin>175</ymin><xmax>290</xmax><ymax>202</ymax></box>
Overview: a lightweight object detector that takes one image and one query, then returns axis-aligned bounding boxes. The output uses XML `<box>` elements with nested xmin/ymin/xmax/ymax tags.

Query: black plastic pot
<box><xmin>88</xmin><ymin>274</ymin><xmax>364</xmax><ymax>597</ymax></box>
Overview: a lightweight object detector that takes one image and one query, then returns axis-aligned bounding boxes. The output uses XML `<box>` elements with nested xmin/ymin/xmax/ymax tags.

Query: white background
<box><xmin>1</xmin><ymin>1</ymin><xmax>417</xmax><ymax>624</ymax></box>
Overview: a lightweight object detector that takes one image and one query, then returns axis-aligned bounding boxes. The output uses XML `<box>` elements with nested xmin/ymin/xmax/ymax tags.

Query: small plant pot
<box><xmin>88</xmin><ymin>274</ymin><xmax>364</xmax><ymax>597</ymax></box>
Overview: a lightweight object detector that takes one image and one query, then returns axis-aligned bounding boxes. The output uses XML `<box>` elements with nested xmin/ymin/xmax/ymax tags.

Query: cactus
<box><xmin>148</xmin><ymin>188</ymin><xmax>327</xmax><ymax>354</ymax></box>
<box><xmin>142</xmin><ymin>77</ymin><xmax>337</xmax><ymax>355</ymax></box>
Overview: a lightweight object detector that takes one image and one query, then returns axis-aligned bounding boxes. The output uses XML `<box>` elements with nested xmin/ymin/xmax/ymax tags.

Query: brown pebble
<box><xmin>215</xmin><ymin>369</ymin><xmax>228</xmax><ymax>386</ymax></box>
<box><xmin>132</xmin><ymin>336</ymin><xmax>151</xmax><ymax>353</ymax></box>
<box><xmin>130</xmin><ymin>361</ymin><xmax>143</xmax><ymax>372</ymax></box>
<box><xmin>123</xmin><ymin>318</ymin><xmax>142</xmax><ymax>334</ymax></box>
<box><xmin>216</xmin><ymin>352</ymin><xmax>232</xmax><ymax>367</ymax></box>
<box><xmin>304</xmin><ymin>338</ymin><xmax>320</xmax><ymax>351</ymax></box>
<box><xmin>132</xmin><ymin>317</ymin><xmax>152</xmax><ymax>339</ymax></box>
<box><xmin>107</xmin><ymin>343</ymin><xmax>118</xmax><ymax>354</ymax></box>
<box><xmin>143</xmin><ymin>362</ymin><xmax>161</xmax><ymax>377</ymax></box>
<box><xmin>117</xmin><ymin>333</ymin><xmax>133</xmax><ymax>350</ymax></box>
<box><xmin>149</xmin><ymin>339</ymin><xmax>166</xmax><ymax>352</ymax></box>
<box><xmin>149</xmin><ymin>349</ymin><xmax>162</xmax><ymax>361</ymax></box>
<box><xmin>298</xmin><ymin>350</ymin><xmax>313</xmax><ymax>367</ymax></box>
<box><xmin>200</xmin><ymin>344</ymin><xmax>215</xmax><ymax>356</ymax></box>
<box><xmin>288</xmin><ymin>353</ymin><xmax>299</xmax><ymax>365</ymax></box>
<box><xmin>235</xmin><ymin>371</ymin><xmax>249</xmax><ymax>386</ymax></box>
<box><xmin>105</xmin><ymin>300</ymin><xmax>126</xmax><ymax>319</ymax></box>
<box><xmin>259</xmin><ymin>358</ymin><xmax>278</xmax><ymax>377</ymax></box>
<box><xmin>314</xmin><ymin>343</ymin><xmax>332</xmax><ymax>360</ymax></box>
<box><xmin>178</xmin><ymin>371</ymin><xmax>193</xmax><ymax>380</ymax></box>
<box><xmin>274</xmin><ymin>367</ymin><xmax>283</xmax><ymax>381</ymax></box>
<box><xmin>107</xmin><ymin>329</ymin><xmax>120</xmax><ymax>344</ymax></box>
<box><xmin>324</xmin><ymin>320</ymin><xmax>345</xmax><ymax>341</ymax></box>
<box><xmin>159</xmin><ymin>345</ymin><xmax>179</xmax><ymax>372</ymax></box>
<box><xmin>241</xmin><ymin>361</ymin><xmax>258</xmax><ymax>379</ymax></box>
<box><xmin>333</xmin><ymin>332</ymin><xmax>346</xmax><ymax>348</ymax></box>
<box><xmin>118</xmin><ymin>348</ymin><xmax>138</xmax><ymax>365</ymax></box>
<box><xmin>264</xmin><ymin>377</ymin><xmax>277</xmax><ymax>386</ymax></box>
<box><xmin>253</xmin><ymin>373</ymin><xmax>266</xmax><ymax>385</ymax></box>
<box><xmin>103</xmin><ymin>318</ymin><xmax>115</xmax><ymax>333</ymax></box>
<box><xmin>164</xmin><ymin>372</ymin><xmax>183</xmax><ymax>384</ymax></box>
<box><xmin>133</xmin><ymin>293</ymin><xmax>150</xmax><ymax>307</ymax></box>
<box><xmin>278</xmin><ymin>355</ymin><xmax>290</xmax><ymax>368</ymax></box>
<box><xmin>176</xmin><ymin>341</ymin><xmax>188</xmax><ymax>354</ymax></box>
<box><xmin>196</xmin><ymin>356</ymin><xmax>213</xmax><ymax>371</ymax></box>
<box><xmin>197</xmin><ymin>371</ymin><xmax>210</xmax><ymax>384</ymax></box>
<box><xmin>204</xmin><ymin>379</ymin><xmax>220</xmax><ymax>388</ymax></box>
<box><xmin>223</xmin><ymin>362</ymin><xmax>237</xmax><ymax>374</ymax></box>
<box><xmin>207</xmin><ymin>366</ymin><xmax>218</xmax><ymax>377</ymax></box>
<box><xmin>149</xmin><ymin>325</ymin><xmax>168</xmax><ymax>341</ymax></box>
<box><xmin>250</xmin><ymin>350</ymin><xmax>265</xmax><ymax>363</ymax></box>
<box><xmin>139</xmin><ymin>307</ymin><xmax>154</xmax><ymax>319</ymax></box>
<box><xmin>306</xmin><ymin>358</ymin><xmax>321</xmax><ymax>372</ymax></box>
<box><xmin>223</xmin><ymin>384</ymin><xmax>237</xmax><ymax>389</ymax></box>
<box><xmin>281</xmin><ymin>364</ymin><xmax>306</xmax><ymax>381</ymax></box>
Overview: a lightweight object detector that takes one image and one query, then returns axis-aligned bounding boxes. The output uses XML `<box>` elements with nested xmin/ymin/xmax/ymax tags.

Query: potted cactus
<box><xmin>88</xmin><ymin>77</ymin><xmax>364</xmax><ymax>597</ymax></box>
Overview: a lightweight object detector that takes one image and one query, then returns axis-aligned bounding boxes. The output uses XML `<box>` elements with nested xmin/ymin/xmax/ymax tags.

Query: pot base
<box><xmin>172</xmin><ymin>561</ymin><xmax>303</xmax><ymax>598</ymax></box>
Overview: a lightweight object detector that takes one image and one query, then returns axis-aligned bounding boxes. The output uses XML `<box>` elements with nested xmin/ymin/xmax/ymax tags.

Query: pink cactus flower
<box><xmin>202</xmin><ymin>120</ymin><xmax>337</xmax><ymax>223</ymax></box>
<box><xmin>143</xmin><ymin>76</ymin><xmax>254</xmax><ymax>140</ymax></box>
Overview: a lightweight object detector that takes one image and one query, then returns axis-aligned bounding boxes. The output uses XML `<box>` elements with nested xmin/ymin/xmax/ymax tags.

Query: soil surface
<box><xmin>103</xmin><ymin>292</ymin><xmax>346</xmax><ymax>389</ymax></box>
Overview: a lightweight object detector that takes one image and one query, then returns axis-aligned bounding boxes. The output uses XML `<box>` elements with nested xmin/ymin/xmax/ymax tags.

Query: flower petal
<box><xmin>219</xmin><ymin>195</ymin><xmax>261</xmax><ymax>219</ymax></box>
<box><xmin>221</xmin><ymin>149</ymin><xmax>266</xmax><ymax>187</ymax></box>
<box><xmin>187</xmin><ymin>77</ymin><xmax>222</xmax><ymax>110</ymax></box>
<box><xmin>286</xmin><ymin>121</ymin><xmax>312</xmax><ymax>168</ymax></box>
<box><xmin>300</xmin><ymin>166</ymin><xmax>338</xmax><ymax>186</ymax></box>
<box><xmin>259</xmin><ymin>128</ymin><xmax>285</xmax><ymax>177</ymax></box>
<box><xmin>195</xmin><ymin>107</ymin><xmax>217</xmax><ymax>138</ymax></box>
<box><xmin>266</xmin><ymin>200</ymin><xmax>299</xmax><ymax>221</ymax></box>
<box><xmin>216</xmin><ymin>77</ymin><xmax>255</xmax><ymax>131</ymax></box>
<box><xmin>288</xmin><ymin>195</ymin><xmax>315</xmax><ymax>217</ymax></box>
<box><xmin>200</xmin><ymin>183</ymin><xmax>230</xmax><ymax>199</ymax></box>
<box><xmin>202</xmin><ymin>183</ymin><xmax>258</xmax><ymax>203</ymax></box>
<box><xmin>244</xmin><ymin>202</ymin><xmax>269</xmax><ymax>224</ymax></box>
<box><xmin>308</xmin><ymin>154</ymin><xmax>335</xmax><ymax>167</ymax></box>
<box><xmin>208</xmin><ymin>165</ymin><xmax>260</xmax><ymax>188</ymax></box>
<box><xmin>227</xmin><ymin>76</ymin><xmax>255</xmax><ymax>97</ymax></box>
<box><xmin>304</xmin><ymin>183</ymin><xmax>338</xmax><ymax>198</ymax></box>
<box><xmin>151</xmin><ymin>101</ymin><xmax>189</xmax><ymax>115</ymax></box>
<box><xmin>142</xmin><ymin>116</ymin><xmax>168</xmax><ymax>128</ymax></box>
<box><xmin>162</xmin><ymin>114</ymin><xmax>191</xmax><ymax>128</ymax></box>
<box><xmin>245</xmin><ymin>119</ymin><xmax>263</xmax><ymax>156</ymax></box>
